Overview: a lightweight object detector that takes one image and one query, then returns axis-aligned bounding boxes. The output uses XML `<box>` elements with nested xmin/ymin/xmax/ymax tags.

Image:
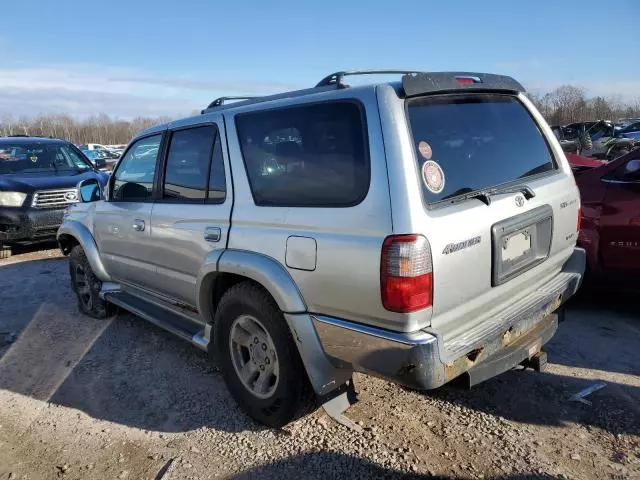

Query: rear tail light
<box><xmin>381</xmin><ymin>235</ymin><xmax>433</xmax><ymax>312</ymax></box>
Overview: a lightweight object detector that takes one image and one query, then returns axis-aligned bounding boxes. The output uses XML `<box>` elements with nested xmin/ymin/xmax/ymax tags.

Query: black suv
<box><xmin>0</xmin><ymin>136</ymin><xmax>109</xmax><ymax>257</ymax></box>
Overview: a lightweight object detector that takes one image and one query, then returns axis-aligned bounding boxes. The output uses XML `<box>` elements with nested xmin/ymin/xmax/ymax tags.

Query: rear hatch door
<box><xmin>405</xmin><ymin>91</ymin><xmax>580</xmax><ymax>350</ymax></box>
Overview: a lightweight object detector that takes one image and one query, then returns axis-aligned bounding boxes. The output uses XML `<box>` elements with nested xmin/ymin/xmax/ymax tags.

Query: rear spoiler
<box><xmin>402</xmin><ymin>72</ymin><xmax>525</xmax><ymax>97</ymax></box>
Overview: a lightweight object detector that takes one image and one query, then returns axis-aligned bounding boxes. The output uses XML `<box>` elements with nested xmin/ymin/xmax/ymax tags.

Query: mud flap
<box><xmin>320</xmin><ymin>378</ymin><xmax>362</xmax><ymax>432</ymax></box>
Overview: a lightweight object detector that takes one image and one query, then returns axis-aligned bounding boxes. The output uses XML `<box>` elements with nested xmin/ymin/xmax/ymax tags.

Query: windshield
<box><xmin>406</xmin><ymin>94</ymin><xmax>556</xmax><ymax>204</ymax></box>
<box><xmin>0</xmin><ymin>143</ymin><xmax>92</xmax><ymax>174</ymax></box>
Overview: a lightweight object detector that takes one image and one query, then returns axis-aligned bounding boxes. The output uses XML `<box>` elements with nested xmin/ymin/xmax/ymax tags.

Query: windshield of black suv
<box><xmin>0</xmin><ymin>142</ymin><xmax>92</xmax><ymax>174</ymax></box>
<box><xmin>406</xmin><ymin>94</ymin><xmax>556</xmax><ymax>204</ymax></box>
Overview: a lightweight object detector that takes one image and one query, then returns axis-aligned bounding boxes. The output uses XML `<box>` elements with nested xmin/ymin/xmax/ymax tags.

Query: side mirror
<box><xmin>77</xmin><ymin>178</ymin><xmax>102</xmax><ymax>202</ymax></box>
<box><xmin>95</xmin><ymin>157</ymin><xmax>107</xmax><ymax>169</ymax></box>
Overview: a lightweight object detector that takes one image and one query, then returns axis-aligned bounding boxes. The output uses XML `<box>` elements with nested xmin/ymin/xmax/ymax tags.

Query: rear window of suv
<box><xmin>406</xmin><ymin>94</ymin><xmax>556</xmax><ymax>204</ymax></box>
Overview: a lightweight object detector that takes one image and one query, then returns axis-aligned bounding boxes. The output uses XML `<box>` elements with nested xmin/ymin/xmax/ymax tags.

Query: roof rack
<box><xmin>205</xmin><ymin>96</ymin><xmax>260</xmax><ymax>109</ymax></box>
<box><xmin>315</xmin><ymin>70</ymin><xmax>419</xmax><ymax>88</ymax></box>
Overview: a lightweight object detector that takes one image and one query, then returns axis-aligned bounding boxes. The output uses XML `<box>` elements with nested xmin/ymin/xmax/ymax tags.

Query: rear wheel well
<box><xmin>207</xmin><ymin>273</ymin><xmax>275</xmax><ymax>323</ymax></box>
<box><xmin>58</xmin><ymin>234</ymin><xmax>80</xmax><ymax>255</ymax></box>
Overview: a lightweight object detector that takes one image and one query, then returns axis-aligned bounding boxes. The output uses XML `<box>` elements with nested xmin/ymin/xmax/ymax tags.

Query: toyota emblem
<box><xmin>65</xmin><ymin>191</ymin><xmax>78</xmax><ymax>201</ymax></box>
<box><xmin>515</xmin><ymin>195</ymin><xmax>525</xmax><ymax>207</ymax></box>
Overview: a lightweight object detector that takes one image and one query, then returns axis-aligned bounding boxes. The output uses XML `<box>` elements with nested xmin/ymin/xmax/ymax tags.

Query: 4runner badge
<box><xmin>442</xmin><ymin>236</ymin><xmax>481</xmax><ymax>255</ymax></box>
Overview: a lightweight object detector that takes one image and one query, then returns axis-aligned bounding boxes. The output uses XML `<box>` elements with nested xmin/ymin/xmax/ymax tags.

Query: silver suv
<box><xmin>58</xmin><ymin>71</ymin><xmax>585</xmax><ymax>428</ymax></box>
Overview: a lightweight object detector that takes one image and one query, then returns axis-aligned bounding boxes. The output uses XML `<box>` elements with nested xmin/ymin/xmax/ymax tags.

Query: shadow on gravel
<box><xmin>422</xmin><ymin>368</ymin><xmax>640</xmax><ymax>437</ymax></box>
<box><xmin>2</xmin><ymin>241</ymin><xmax>59</xmax><ymax>256</ymax></box>
<box><xmin>0</xmin><ymin>256</ymin><xmax>67</xmax><ymax>363</ymax></box>
<box><xmin>234</xmin><ymin>451</ymin><xmax>563</xmax><ymax>479</ymax></box>
<box><xmin>547</xmin><ymin>295</ymin><xmax>640</xmax><ymax>376</ymax></box>
<box><xmin>47</xmin><ymin>315</ymin><xmax>265</xmax><ymax>434</ymax></box>
<box><xmin>0</xmin><ymin>256</ymin><xmax>263</xmax><ymax>434</ymax></box>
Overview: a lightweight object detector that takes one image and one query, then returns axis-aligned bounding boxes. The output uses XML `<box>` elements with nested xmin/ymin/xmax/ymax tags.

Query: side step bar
<box><xmin>104</xmin><ymin>290</ymin><xmax>209</xmax><ymax>352</ymax></box>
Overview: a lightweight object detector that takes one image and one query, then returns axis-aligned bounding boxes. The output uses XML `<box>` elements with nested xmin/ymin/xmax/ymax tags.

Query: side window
<box><xmin>112</xmin><ymin>134</ymin><xmax>162</xmax><ymax>202</ymax></box>
<box><xmin>235</xmin><ymin>102</ymin><xmax>369</xmax><ymax>207</ymax></box>
<box><xmin>162</xmin><ymin>125</ymin><xmax>226</xmax><ymax>203</ymax></box>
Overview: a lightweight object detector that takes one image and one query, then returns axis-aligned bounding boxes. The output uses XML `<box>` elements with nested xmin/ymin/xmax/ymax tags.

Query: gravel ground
<box><xmin>0</xmin><ymin>246</ymin><xmax>638</xmax><ymax>480</ymax></box>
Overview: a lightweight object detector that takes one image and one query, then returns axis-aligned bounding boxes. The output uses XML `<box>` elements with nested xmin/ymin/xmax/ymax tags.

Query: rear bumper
<box><xmin>0</xmin><ymin>206</ymin><xmax>66</xmax><ymax>243</ymax></box>
<box><xmin>312</xmin><ymin>247</ymin><xmax>585</xmax><ymax>390</ymax></box>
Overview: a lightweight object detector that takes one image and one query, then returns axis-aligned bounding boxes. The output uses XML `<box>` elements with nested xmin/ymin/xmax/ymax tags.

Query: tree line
<box><xmin>527</xmin><ymin>85</ymin><xmax>640</xmax><ymax>126</ymax></box>
<box><xmin>0</xmin><ymin>113</ymin><xmax>174</xmax><ymax>145</ymax></box>
<box><xmin>1</xmin><ymin>85</ymin><xmax>639</xmax><ymax>145</ymax></box>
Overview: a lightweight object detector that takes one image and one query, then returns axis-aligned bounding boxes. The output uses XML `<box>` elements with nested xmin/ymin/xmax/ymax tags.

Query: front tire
<box><xmin>213</xmin><ymin>282</ymin><xmax>315</xmax><ymax>427</ymax></box>
<box><xmin>69</xmin><ymin>245</ymin><xmax>114</xmax><ymax>319</ymax></box>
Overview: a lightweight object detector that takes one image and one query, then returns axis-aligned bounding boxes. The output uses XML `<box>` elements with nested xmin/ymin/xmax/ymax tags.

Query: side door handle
<box><xmin>132</xmin><ymin>219</ymin><xmax>145</xmax><ymax>232</ymax></box>
<box><xmin>204</xmin><ymin>226</ymin><xmax>221</xmax><ymax>242</ymax></box>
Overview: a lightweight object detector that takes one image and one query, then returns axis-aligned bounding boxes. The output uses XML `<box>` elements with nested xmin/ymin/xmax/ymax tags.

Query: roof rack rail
<box><xmin>205</xmin><ymin>96</ymin><xmax>260</xmax><ymax>109</ymax></box>
<box><xmin>315</xmin><ymin>70</ymin><xmax>419</xmax><ymax>88</ymax></box>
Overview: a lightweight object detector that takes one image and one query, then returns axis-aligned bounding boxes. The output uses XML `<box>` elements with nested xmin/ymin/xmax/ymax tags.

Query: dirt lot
<box><xmin>0</xmin><ymin>246</ymin><xmax>638</xmax><ymax>480</ymax></box>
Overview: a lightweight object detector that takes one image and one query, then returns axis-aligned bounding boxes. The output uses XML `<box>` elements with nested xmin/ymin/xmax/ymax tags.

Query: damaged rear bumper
<box><xmin>312</xmin><ymin>247</ymin><xmax>585</xmax><ymax>390</ymax></box>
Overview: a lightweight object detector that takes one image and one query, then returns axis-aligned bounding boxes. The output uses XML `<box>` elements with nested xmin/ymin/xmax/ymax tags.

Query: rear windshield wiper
<box><xmin>492</xmin><ymin>184</ymin><xmax>536</xmax><ymax>200</ymax></box>
<box><xmin>443</xmin><ymin>184</ymin><xmax>535</xmax><ymax>206</ymax></box>
<box><xmin>444</xmin><ymin>188</ymin><xmax>494</xmax><ymax>206</ymax></box>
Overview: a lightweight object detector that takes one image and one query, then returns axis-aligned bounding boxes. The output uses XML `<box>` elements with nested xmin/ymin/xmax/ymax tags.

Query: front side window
<box><xmin>406</xmin><ymin>94</ymin><xmax>556</xmax><ymax>204</ymax></box>
<box><xmin>236</xmin><ymin>101</ymin><xmax>369</xmax><ymax>207</ymax></box>
<box><xmin>112</xmin><ymin>134</ymin><xmax>162</xmax><ymax>201</ymax></box>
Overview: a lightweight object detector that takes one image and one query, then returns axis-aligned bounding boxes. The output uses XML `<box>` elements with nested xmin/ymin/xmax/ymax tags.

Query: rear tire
<box><xmin>213</xmin><ymin>282</ymin><xmax>316</xmax><ymax>427</ymax></box>
<box><xmin>69</xmin><ymin>245</ymin><xmax>114</xmax><ymax>319</ymax></box>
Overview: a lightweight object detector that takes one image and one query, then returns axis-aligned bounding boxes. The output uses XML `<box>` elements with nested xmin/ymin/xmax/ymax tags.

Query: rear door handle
<box><xmin>204</xmin><ymin>226</ymin><xmax>221</xmax><ymax>242</ymax></box>
<box><xmin>132</xmin><ymin>219</ymin><xmax>145</xmax><ymax>232</ymax></box>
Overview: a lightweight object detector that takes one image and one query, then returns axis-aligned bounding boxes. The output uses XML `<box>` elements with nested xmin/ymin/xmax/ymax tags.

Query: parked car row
<box><xmin>551</xmin><ymin>120</ymin><xmax>640</xmax><ymax>161</ymax></box>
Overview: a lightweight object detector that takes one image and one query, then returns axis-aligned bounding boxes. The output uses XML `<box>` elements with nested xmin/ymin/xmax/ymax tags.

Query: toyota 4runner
<box><xmin>57</xmin><ymin>71</ymin><xmax>585</xmax><ymax>428</ymax></box>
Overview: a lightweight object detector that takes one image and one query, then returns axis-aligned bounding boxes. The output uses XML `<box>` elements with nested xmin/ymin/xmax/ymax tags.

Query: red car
<box><xmin>575</xmin><ymin>149</ymin><xmax>640</xmax><ymax>286</ymax></box>
<box><xmin>565</xmin><ymin>152</ymin><xmax>605</xmax><ymax>173</ymax></box>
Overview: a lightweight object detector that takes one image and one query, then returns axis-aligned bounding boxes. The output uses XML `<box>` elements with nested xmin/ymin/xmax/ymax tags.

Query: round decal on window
<box><xmin>422</xmin><ymin>160</ymin><xmax>445</xmax><ymax>194</ymax></box>
<box><xmin>417</xmin><ymin>141</ymin><xmax>433</xmax><ymax>160</ymax></box>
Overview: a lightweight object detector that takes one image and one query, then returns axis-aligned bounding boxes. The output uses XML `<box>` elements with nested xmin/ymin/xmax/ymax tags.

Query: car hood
<box><xmin>0</xmin><ymin>170</ymin><xmax>108</xmax><ymax>193</ymax></box>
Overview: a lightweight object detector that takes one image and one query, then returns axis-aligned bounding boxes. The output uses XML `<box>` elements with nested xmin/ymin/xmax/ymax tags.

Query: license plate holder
<box><xmin>502</xmin><ymin>230</ymin><xmax>532</xmax><ymax>262</ymax></box>
<box><xmin>492</xmin><ymin>205</ymin><xmax>553</xmax><ymax>286</ymax></box>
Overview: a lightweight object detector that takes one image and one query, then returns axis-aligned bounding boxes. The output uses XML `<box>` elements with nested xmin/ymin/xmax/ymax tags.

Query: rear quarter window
<box><xmin>406</xmin><ymin>94</ymin><xmax>556</xmax><ymax>204</ymax></box>
<box><xmin>235</xmin><ymin>101</ymin><xmax>369</xmax><ymax>207</ymax></box>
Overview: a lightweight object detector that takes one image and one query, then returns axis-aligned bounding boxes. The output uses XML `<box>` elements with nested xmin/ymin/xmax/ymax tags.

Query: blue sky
<box><xmin>1</xmin><ymin>0</ymin><xmax>638</xmax><ymax>118</ymax></box>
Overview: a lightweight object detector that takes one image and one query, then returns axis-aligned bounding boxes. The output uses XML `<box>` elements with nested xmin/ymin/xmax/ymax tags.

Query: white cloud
<box><xmin>0</xmin><ymin>87</ymin><xmax>199</xmax><ymax>119</ymax></box>
<box><xmin>0</xmin><ymin>64</ymin><xmax>299</xmax><ymax>118</ymax></box>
